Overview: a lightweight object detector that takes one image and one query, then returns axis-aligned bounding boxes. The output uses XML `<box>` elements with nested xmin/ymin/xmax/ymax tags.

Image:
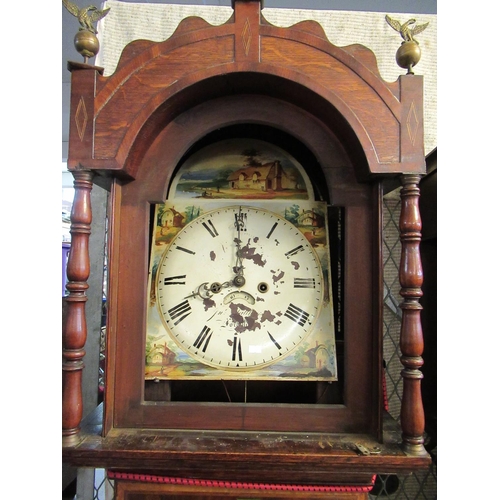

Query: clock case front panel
<box><xmin>105</xmin><ymin>97</ymin><xmax>379</xmax><ymax>434</ymax></box>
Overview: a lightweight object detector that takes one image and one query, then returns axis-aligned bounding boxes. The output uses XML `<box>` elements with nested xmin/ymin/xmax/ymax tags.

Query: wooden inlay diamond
<box><xmin>75</xmin><ymin>96</ymin><xmax>88</xmax><ymax>141</ymax></box>
<box><xmin>241</xmin><ymin>18</ymin><xmax>252</xmax><ymax>56</ymax></box>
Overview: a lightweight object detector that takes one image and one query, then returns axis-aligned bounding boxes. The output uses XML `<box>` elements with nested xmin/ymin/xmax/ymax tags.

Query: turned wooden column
<box><xmin>62</xmin><ymin>168</ymin><xmax>94</xmax><ymax>446</ymax></box>
<box><xmin>398</xmin><ymin>174</ymin><xmax>426</xmax><ymax>456</ymax></box>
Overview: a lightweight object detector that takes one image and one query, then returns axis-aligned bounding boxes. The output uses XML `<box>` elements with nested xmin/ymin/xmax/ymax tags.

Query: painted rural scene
<box><xmin>168</xmin><ymin>139</ymin><xmax>314</xmax><ymax>201</ymax></box>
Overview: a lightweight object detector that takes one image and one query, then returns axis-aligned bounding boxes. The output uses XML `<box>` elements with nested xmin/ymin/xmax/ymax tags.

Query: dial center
<box><xmin>233</xmin><ymin>275</ymin><xmax>246</xmax><ymax>288</ymax></box>
<box><xmin>210</xmin><ymin>282</ymin><xmax>222</xmax><ymax>294</ymax></box>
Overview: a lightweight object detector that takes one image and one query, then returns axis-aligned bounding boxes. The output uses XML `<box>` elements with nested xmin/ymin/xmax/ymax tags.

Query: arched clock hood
<box><xmin>67</xmin><ymin>0</ymin><xmax>425</xmax><ymax>185</ymax></box>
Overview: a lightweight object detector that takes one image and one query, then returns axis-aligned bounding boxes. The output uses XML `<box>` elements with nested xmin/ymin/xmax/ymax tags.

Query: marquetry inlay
<box><xmin>241</xmin><ymin>17</ymin><xmax>252</xmax><ymax>56</ymax></box>
<box><xmin>75</xmin><ymin>96</ymin><xmax>88</xmax><ymax>141</ymax></box>
<box><xmin>406</xmin><ymin>101</ymin><xmax>419</xmax><ymax>146</ymax></box>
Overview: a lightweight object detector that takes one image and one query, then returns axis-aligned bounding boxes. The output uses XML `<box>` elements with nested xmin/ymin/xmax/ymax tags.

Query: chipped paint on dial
<box><xmin>155</xmin><ymin>205</ymin><xmax>324</xmax><ymax>371</ymax></box>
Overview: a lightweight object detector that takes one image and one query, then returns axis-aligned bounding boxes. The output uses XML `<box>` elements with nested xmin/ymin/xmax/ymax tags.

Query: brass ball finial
<box><xmin>385</xmin><ymin>15</ymin><xmax>429</xmax><ymax>75</ymax></box>
<box><xmin>63</xmin><ymin>0</ymin><xmax>110</xmax><ymax>63</ymax></box>
<box><xmin>396</xmin><ymin>41</ymin><xmax>421</xmax><ymax>74</ymax></box>
<box><xmin>73</xmin><ymin>30</ymin><xmax>100</xmax><ymax>63</ymax></box>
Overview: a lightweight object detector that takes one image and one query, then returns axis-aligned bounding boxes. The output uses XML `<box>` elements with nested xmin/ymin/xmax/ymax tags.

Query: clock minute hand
<box><xmin>235</xmin><ymin>241</ymin><xmax>244</xmax><ymax>276</ymax></box>
<box><xmin>233</xmin><ymin>207</ymin><xmax>246</xmax><ymax>288</ymax></box>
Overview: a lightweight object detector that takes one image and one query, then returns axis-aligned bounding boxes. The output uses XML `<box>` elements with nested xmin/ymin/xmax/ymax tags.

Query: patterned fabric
<box><xmin>108</xmin><ymin>471</ymin><xmax>376</xmax><ymax>492</ymax></box>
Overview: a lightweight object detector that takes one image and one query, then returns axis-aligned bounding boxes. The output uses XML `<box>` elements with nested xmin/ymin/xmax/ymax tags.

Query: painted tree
<box><xmin>241</xmin><ymin>147</ymin><xmax>262</xmax><ymax>166</ymax></box>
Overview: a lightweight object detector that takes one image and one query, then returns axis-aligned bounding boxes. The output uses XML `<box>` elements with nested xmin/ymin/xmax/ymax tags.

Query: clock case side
<box><xmin>63</xmin><ymin>0</ymin><xmax>429</xmax><ymax>475</ymax></box>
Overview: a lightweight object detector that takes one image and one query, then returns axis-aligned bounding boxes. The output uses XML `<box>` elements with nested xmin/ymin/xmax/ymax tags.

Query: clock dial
<box><xmin>155</xmin><ymin>205</ymin><xmax>324</xmax><ymax>371</ymax></box>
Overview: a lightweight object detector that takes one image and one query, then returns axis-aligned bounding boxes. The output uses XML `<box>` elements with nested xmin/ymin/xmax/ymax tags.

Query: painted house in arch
<box><xmin>228</xmin><ymin>161</ymin><xmax>298</xmax><ymax>191</ymax></box>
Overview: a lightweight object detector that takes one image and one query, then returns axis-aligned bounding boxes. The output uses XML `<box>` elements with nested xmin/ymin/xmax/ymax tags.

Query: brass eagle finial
<box><xmin>63</xmin><ymin>0</ymin><xmax>110</xmax><ymax>63</ymax></box>
<box><xmin>385</xmin><ymin>15</ymin><xmax>429</xmax><ymax>44</ymax></box>
<box><xmin>385</xmin><ymin>15</ymin><xmax>430</xmax><ymax>75</ymax></box>
<box><xmin>62</xmin><ymin>0</ymin><xmax>110</xmax><ymax>35</ymax></box>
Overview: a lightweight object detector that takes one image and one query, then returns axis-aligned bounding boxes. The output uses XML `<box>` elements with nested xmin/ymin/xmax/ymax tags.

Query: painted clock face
<box><xmin>155</xmin><ymin>205</ymin><xmax>324</xmax><ymax>371</ymax></box>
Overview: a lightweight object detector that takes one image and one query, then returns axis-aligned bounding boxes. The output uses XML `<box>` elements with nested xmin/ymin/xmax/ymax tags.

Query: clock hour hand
<box><xmin>183</xmin><ymin>282</ymin><xmax>212</xmax><ymax>300</ymax></box>
<box><xmin>184</xmin><ymin>280</ymin><xmax>233</xmax><ymax>300</ymax></box>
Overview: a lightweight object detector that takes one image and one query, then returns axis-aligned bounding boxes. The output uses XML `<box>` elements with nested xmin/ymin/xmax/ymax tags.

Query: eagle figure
<box><xmin>385</xmin><ymin>15</ymin><xmax>429</xmax><ymax>44</ymax></box>
<box><xmin>62</xmin><ymin>0</ymin><xmax>110</xmax><ymax>34</ymax></box>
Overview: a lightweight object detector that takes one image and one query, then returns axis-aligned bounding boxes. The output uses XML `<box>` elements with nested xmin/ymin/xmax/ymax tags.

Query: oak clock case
<box><xmin>63</xmin><ymin>1</ymin><xmax>431</xmax><ymax>488</ymax></box>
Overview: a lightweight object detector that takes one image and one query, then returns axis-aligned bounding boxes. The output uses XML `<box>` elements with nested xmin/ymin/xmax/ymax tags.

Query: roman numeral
<box><xmin>202</xmin><ymin>220</ymin><xmax>219</xmax><ymax>237</ymax></box>
<box><xmin>285</xmin><ymin>245</ymin><xmax>304</xmax><ymax>258</ymax></box>
<box><xmin>176</xmin><ymin>245</ymin><xmax>195</xmax><ymax>255</ymax></box>
<box><xmin>232</xmin><ymin>336</ymin><xmax>243</xmax><ymax>362</ymax></box>
<box><xmin>234</xmin><ymin>212</ymin><xmax>247</xmax><ymax>231</ymax></box>
<box><xmin>193</xmin><ymin>325</ymin><xmax>213</xmax><ymax>352</ymax></box>
<box><xmin>293</xmin><ymin>277</ymin><xmax>316</xmax><ymax>288</ymax></box>
<box><xmin>163</xmin><ymin>275</ymin><xmax>186</xmax><ymax>285</ymax></box>
<box><xmin>284</xmin><ymin>303</ymin><xmax>310</xmax><ymax>327</ymax></box>
<box><xmin>168</xmin><ymin>300</ymin><xmax>192</xmax><ymax>325</ymax></box>
<box><xmin>268</xmin><ymin>331</ymin><xmax>282</xmax><ymax>350</ymax></box>
<box><xmin>266</xmin><ymin>222</ymin><xmax>278</xmax><ymax>239</ymax></box>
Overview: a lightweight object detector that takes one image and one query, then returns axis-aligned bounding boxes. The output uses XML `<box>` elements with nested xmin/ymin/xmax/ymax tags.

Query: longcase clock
<box><xmin>63</xmin><ymin>1</ymin><xmax>431</xmax><ymax>496</ymax></box>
